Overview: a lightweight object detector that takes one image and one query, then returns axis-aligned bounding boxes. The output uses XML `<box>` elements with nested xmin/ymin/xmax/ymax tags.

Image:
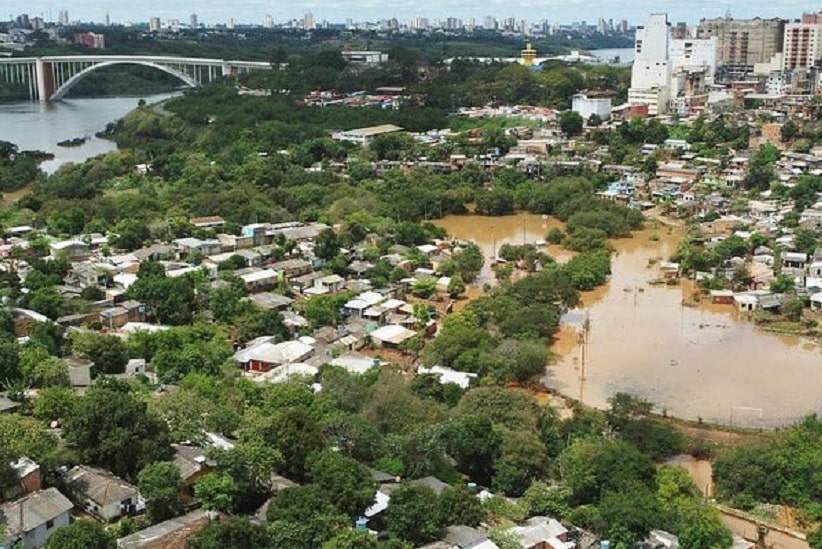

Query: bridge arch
<box><xmin>50</xmin><ymin>60</ymin><xmax>198</xmax><ymax>101</ymax></box>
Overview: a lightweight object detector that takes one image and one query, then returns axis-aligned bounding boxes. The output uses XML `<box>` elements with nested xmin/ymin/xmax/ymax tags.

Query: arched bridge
<box><xmin>0</xmin><ymin>55</ymin><xmax>273</xmax><ymax>101</ymax></box>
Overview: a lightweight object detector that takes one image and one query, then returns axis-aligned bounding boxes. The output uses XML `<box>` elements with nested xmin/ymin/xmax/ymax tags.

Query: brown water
<box><xmin>435</xmin><ymin>212</ymin><xmax>567</xmax><ymax>284</ymax></box>
<box><xmin>436</xmin><ymin>214</ymin><xmax>822</xmax><ymax>428</ymax></box>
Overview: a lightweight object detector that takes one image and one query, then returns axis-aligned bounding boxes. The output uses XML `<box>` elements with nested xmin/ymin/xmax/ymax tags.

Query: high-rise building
<box><xmin>629</xmin><ymin>13</ymin><xmax>671</xmax><ymax>115</ymax></box>
<box><xmin>58</xmin><ymin>10</ymin><xmax>68</xmax><ymax>25</ymax></box>
<box><xmin>483</xmin><ymin>16</ymin><xmax>497</xmax><ymax>31</ymax></box>
<box><xmin>303</xmin><ymin>12</ymin><xmax>315</xmax><ymax>30</ymax></box>
<box><xmin>226</xmin><ymin>17</ymin><xmax>234</xmax><ymax>29</ymax></box>
<box><xmin>783</xmin><ymin>13</ymin><xmax>822</xmax><ymax>71</ymax></box>
<box><xmin>190</xmin><ymin>13</ymin><xmax>198</xmax><ymax>29</ymax></box>
<box><xmin>630</xmin><ymin>13</ymin><xmax>718</xmax><ymax>115</ymax></box>
<box><xmin>149</xmin><ymin>17</ymin><xmax>161</xmax><ymax>32</ymax></box>
<box><xmin>104</xmin><ymin>12</ymin><xmax>110</xmax><ymax>26</ymax></box>
<box><xmin>697</xmin><ymin>17</ymin><xmax>785</xmax><ymax>75</ymax></box>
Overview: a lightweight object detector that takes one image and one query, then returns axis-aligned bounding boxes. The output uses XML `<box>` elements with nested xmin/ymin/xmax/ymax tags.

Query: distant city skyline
<box><xmin>3</xmin><ymin>0</ymin><xmax>821</xmax><ymax>28</ymax></box>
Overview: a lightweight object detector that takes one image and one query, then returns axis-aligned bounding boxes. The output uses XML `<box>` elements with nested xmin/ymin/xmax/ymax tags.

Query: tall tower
<box><xmin>628</xmin><ymin>13</ymin><xmax>672</xmax><ymax>115</ymax></box>
<box><xmin>521</xmin><ymin>43</ymin><xmax>537</xmax><ymax>66</ymax></box>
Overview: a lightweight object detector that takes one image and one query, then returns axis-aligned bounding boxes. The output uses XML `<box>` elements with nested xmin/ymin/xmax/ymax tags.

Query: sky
<box><xmin>4</xmin><ymin>0</ymin><xmax>820</xmax><ymax>27</ymax></box>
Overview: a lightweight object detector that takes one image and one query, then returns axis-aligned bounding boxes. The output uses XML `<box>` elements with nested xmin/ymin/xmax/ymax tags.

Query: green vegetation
<box><xmin>713</xmin><ymin>414</ymin><xmax>822</xmax><ymax>523</ymax></box>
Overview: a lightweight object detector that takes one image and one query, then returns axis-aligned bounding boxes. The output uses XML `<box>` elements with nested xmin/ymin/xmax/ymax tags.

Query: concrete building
<box><xmin>629</xmin><ymin>13</ymin><xmax>671</xmax><ymax>115</ymax></box>
<box><xmin>331</xmin><ymin>124</ymin><xmax>403</xmax><ymax>146</ymax></box>
<box><xmin>783</xmin><ymin>13</ymin><xmax>822</xmax><ymax>71</ymax></box>
<box><xmin>572</xmin><ymin>91</ymin><xmax>613</xmax><ymax>121</ymax></box>
<box><xmin>149</xmin><ymin>17</ymin><xmax>161</xmax><ymax>33</ymax></box>
<box><xmin>0</xmin><ymin>488</ymin><xmax>73</xmax><ymax>549</ymax></box>
<box><xmin>64</xmin><ymin>465</ymin><xmax>139</xmax><ymax>522</ymax></box>
<box><xmin>697</xmin><ymin>17</ymin><xmax>785</xmax><ymax>75</ymax></box>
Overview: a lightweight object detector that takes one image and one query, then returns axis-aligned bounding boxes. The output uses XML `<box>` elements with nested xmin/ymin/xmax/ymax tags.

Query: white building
<box><xmin>572</xmin><ymin>92</ymin><xmax>612</xmax><ymax>121</ymax></box>
<box><xmin>669</xmin><ymin>37</ymin><xmax>718</xmax><ymax>82</ymax></box>
<box><xmin>0</xmin><ymin>488</ymin><xmax>73</xmax><ymax>549</ymax></box>
<box><xmin>629</xmin><ymin>14</ymin><xmax>672</xmax><ymax>115</ymax></box>
<box><xmin>630</xmin><ymin>13</ymin><xmax>718</xmax><ymax>115</ymax></box>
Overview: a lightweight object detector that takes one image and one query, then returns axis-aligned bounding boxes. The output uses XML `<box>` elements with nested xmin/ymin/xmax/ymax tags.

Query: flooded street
<box><xmin>437</xmin><ymin>214</ymin><xmax>822</xmax><ymax>428</ymax></box>
<box><xmin>434</xmin><ymin>212</ymin><xmax>567</xmax><ymax>284</ymax></box>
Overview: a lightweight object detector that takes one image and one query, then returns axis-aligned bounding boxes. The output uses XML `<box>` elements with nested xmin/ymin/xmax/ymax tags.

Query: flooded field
<box><xmin>434</xmin><ymin>212</ymin><xmax>567</xmax><ymax>284</ymax></box>
<box><xmin>436</xmin><ymin>214</ymin><xmax>822</xmax><ymax>428</ymax></box>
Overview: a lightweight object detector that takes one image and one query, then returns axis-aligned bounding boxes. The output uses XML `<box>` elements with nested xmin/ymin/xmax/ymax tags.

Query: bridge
<box><xmin>0</xmin><ymin>55</ymin><xmax>273</xmax><ymax>101</ymax></box>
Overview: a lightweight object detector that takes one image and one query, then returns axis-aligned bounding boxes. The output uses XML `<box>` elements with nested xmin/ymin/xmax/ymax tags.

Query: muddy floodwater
<box><xmin>436</xmin><ymin>213</ymin><xmax>822</xmax><ymax>427</ymax></box>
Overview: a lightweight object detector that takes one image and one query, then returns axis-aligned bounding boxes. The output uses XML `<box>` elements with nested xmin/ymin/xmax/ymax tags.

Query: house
<box><xmin>246</xmin><ymin>292</ymin><xmax>293</xmax><ymax>311</ymax></box>
<box><xmin>239</xmin><ymin>269</ymin><xmax>279</xmax><ymax>291</ymax></box>
<box><xmin>440</xmin><ymin>525</ymin><xmax>500</xmax><ymax>549</ymax></box>
<box><xmin>234</xmin><ymin>338</ymin><xmax>314</xmax><ymax>373</ymax></box>
<box><xmin>369</xmin><ymin>325</ymin><xmax>417</xmax><ymax>348</ymax></box>
<box><xmin>173</xmin><ymin>237</ymin><xmax>221</xmax><ymax>257</ymax></box>
<box><xmin>709</xmin><ymin>289</ymin><xmax>735</xmax><ymax>305</ymax></box>
<box><xmin>63</xmin><ymin>465</ymin><xmax>140</xmax><ymax>521</ymax></box>
<box><xmin>172</xmin><ymin>445</ymin><xmax>214</xmax><ymax>492</ymax></box>
<box><xmin>190</xmin><ymin>216</ymin><xmax>226</xmax><ymax>229</ymax></box>
<box><xmin>116</xmin><ymin>510</ymin><xmax>211</xmax><ymax>549</ymax></box>
<box><xmin>503</xmin><ymin>516</ymin><xmax>572</xmax><ymax>549</ymax></box>
<box><xmin>329</xmin><ymin>352</ymin><xmax>377</xmax><ymax>374</ymax></box>
<box><xmin>65</xmin><ymin>358</ymin><xmax>93</xmax><ymax>389</ymax></box>
<box><xmin>0</xmin><ymin>488</ymin><xmax>73</xmax><ymax>549</ymax></box>
<box><xmin>3</xmin><ymin>457</ymin><xmax>42</xmax><ymax>501</ymax></box>
<box><xmin>811</xmin><ymin>292</ymin><xmax>822</xmax><ymax>311</ymax></box>
<box><xmin>50</xmin><ymin>239</ymin><xmax>89</xmax><ymax>259</ymax></box>
<box><xmin>417</xmin><ymin>366</ymin><xmax>478</xmax><ymax>389</ymax></box>
<box><xmin>782</xmin><ymin>252</ymin><xmax>808</xmax><ymax>270</ymax></box>
<box><xmin>100</xmin><ymin>306</ymin><xmax>129</xmax><ymax>329</ymax></box>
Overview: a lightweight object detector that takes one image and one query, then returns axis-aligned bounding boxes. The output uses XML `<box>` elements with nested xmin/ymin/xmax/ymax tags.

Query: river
<box><xmin>588</xmin><ymin>47</ymin><xmax>635</xmax><ymax>65</ymax></box>
<box><xmin>436</xmin><ymin>213</ymin><xmax>822</xmax><ymax>428</ymax></box>
<box><xmin>0</xmin><ymin>93</ymin><xmax>179</xmax><ymax>174</ymax></box>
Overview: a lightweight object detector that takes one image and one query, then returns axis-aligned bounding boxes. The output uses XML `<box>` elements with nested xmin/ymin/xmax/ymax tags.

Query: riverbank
<box><xmin>0</xmin><ymin>93</ymin><xmax>180</xmax><ymax>174</ymax></box>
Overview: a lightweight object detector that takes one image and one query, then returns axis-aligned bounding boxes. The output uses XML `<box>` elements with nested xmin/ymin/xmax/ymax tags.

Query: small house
<box><xmin>369</xmin><ymin>325</ymin><xmax>417</xmax><ymax>349</ymax></box>
<box><xmin>64</xmin><ymin>465</ymin><xmax>139</xmax><ymax>522</ymax></box>
<box><xmin>709</xmin><ymin>290</ymin><xmax>735</xmax><ymax>305</ymax></box>
<box><xmin>782</xmin><ymin>252</ymin><xmax>808</xmax><ymax>270</ymax></box>
<box><xmin>116</xmin><ymin>509</ymin><xmax>211</xmax><ymax>549</ymax></box>
<box><xmin>234</xmin><ymin>339</ymin><xmax>314</xmax><ymax>373</ymax></box>
<box><xmin>4</xmin><ymin>457</ymin><xmax>42</xmax><ymax>500</ymax></box>
<box><xmin>0</xmin><ymin>488</ymin><xmax>73</xmax><ymax>549</ymax></box>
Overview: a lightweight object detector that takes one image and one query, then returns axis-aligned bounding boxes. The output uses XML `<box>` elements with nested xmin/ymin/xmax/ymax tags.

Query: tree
<box><xmin>315</xmin><ymin>228</ymin><xmax>341</xmax><ymax>260</ymax></box>
<box><xmin>194</xmin><ymin>472</ymin><xmax>236</xmax><ymax>513</ymax></box>
<box><xmin>62</xmin><ymin>382</ymin><xmax>172</xmax><ymax>480</ymax></box>
<box><xmin>436</xmin><ymin>486</ymin><xmax>485</xmax><ymax>527</ymax></box>
<box><xmin>781</xmin><ymin>120</ymin><xmax>799</xmax><ymax>142</ymax></box>
<box><xmin>33</xmin><ymin>386</ymin><xmax>76</xmax><ymax>422</ymax></box>
<box><xmin>71</xmin><ymin>332</ymin><xmax>129</xmax><ymax>375</ymax></box>
<box><xmin>308</xmin><ymin>451</ymin><xmax>377</xmax><ymax>518</ymax></box>
<box><xmin>447</xmin><ymin>274</ymin><xmax>466</xmax><ymax>299</ymax></box>
<box><xmin>521</xmin><ymin>482</ymin><xmax>572</xmax><ymax>519</ymax></box>
<box><xmin>770</xmin><ymin>273</ymin><xmax>795</xmax><ymax>293</ymax></box>
<box><xmin>187</xmin><ymin>517</ymin><xmax>271</xmax><ymax>549</ymax></box>
<box><xmin>492</xmin><ymin>430</ymin><xmax>548</xmax><ymax>496</ymax></box>
<box><xmin>597</xmin><ymin>485</ymin><xmax>659</xmax><ymax>545</ymax></box>
<box><xmin>385</xmin><ymin>484</ymin><xmax>442</xmax><ymax>545</ymax></box>
<box><xmin>322</xmin><ymin>528</ymin><xmax>379</xmax><ymax>549</ymax></box>
<box><xmin>43</xmin><ymin>519</ymin><xmax>113</xmax><ymax>549</ymax></box>
<box><xmin>411</xmin><ymin>278</ymin><xmax>437</xmax><ymax>298</ymax></box>
<box><xmin>138</xmin><ymin>461</ymin><xmax>184</xmax><ymax>523</ymax></box>
<box><xmin>559</xmin><ymin>111</ymin><xmax>584</xmax><ymax>136</ymax></box>
<box><xmin>210</xmin><ymin>440</ymin><xmax>283</xmax><ymax>512</ymax></box>
<box><xmin>443</xmin><ymin>414</ymin><xmax>502</xmax><ymax>486</ymax></box>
